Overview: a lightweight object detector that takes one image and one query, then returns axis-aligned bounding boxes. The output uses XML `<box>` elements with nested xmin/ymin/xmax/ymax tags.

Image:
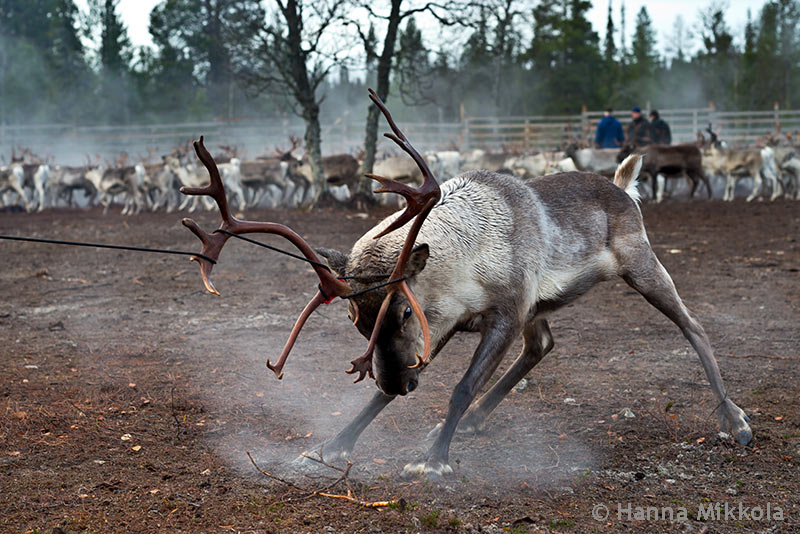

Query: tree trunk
<box><xmin>303</xmin><ymin>101</ymin><xmax>326</xmax><ymax>205</ymax></box>
<box><xmin>359</xmin><ymin>0</ymin><xmax>404</xmax><ymax>195</ymax></box>
<box><xmin>283</xmin><ymin>0</ymin><xmax>326</xmax><ymax>206</ymax></box>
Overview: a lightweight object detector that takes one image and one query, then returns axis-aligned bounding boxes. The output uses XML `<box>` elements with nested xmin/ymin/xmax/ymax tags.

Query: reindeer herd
<box><xmin>1</xmin><ymin>126</ymin><xmax>799</xmax><ymax>214</ymax></box>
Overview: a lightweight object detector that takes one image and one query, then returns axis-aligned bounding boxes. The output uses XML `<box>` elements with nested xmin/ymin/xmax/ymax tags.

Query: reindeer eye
<box><xmin>403</xmin><ymin>306</ymin><xmax>412</xmax><ymax>321</ymax></box>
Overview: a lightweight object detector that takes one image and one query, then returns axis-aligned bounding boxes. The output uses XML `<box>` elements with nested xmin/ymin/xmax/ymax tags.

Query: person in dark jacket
<box><xmin>627</xmin><ymin>107</ymin><xmax>652</xmax><ymax>147</ymax></box>
<box><xmin>594</xmin><ymin>108</ymin><xmax>625</xmax><ymax>148</ymax></box>
<box><xmin>649</xmin><ymin>110</ymin><xmax>672</xmax><ymax>145</ymax></box>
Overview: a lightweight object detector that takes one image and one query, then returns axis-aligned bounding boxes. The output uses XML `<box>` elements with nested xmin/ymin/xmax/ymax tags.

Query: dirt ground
<box><xmin>1</xmin><ymin>198</ymin><xmax>798</xmax><ymax>534</ymax></box>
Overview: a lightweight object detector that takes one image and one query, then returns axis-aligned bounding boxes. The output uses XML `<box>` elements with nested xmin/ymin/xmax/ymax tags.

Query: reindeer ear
<box><xmin>406</xmin><ymin>243</ymin><xmax>429</xmax><ymax>278</ymax></box>
<box><xmin>315</xmin><ymin>248</ymin><xmax>349</xmax><ymax>277</ymax></box>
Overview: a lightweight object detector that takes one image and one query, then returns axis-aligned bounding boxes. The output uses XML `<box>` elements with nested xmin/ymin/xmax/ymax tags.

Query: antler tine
<box><xmin>180</xmin><ymin>136</ymin><xmax>234</xmax><ymax>295</ymax></box>
<box><xmin>181</xmin><ymin>136</ymin><xmax>231</xmax><ymax>221</ymax></box>
<box><xmin>367</xmin><ymin>88</ymin><xmax>440</xmax><ymax>239</ymax></box>
<box><xmin>180</xmin><ymin>136</ymin><xmax>353</xmax><ymax>378</ymax></box>
<box><xmin>349</xmin><ymin>90</ymin><xmax>442</xmax><ymax>375</ymax></box>
<box><xmin>266</xmin><ymin>289</ymin><xmax>328</xmax><ymax>379</ymax></box>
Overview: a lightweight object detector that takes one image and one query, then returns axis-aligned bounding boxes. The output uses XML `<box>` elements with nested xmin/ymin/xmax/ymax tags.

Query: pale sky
<box><xmin>78</xmin><ymin>0</ymin><xmax>769</xmax><ymax>59</ymax></box>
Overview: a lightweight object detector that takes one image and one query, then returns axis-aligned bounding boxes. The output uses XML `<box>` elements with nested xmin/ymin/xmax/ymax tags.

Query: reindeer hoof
<box><xmin>401</xmin><ymin>459</ymin><xmax>454</xmax><ymax>480</ymax></box>
<box><xmin>719</xmin><ymin>402</ymin><xmax>753</xmax><ymax>446</ymax></box>
<box><xmin>734</xmin><ymin>426</ymin><xmax>753</xmax><ymax>447</ymax></box>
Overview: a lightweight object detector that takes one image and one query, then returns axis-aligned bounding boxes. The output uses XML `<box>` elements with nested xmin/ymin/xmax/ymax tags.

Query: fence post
<box><xmin>707</xmin><ymin>101</ymin><xmax>716</xmax><ymax>134</ymax></box>
<box><xmin>524</xmin><ymin>118</ymin><xmax>530</xmax><ymax>151</ymax></box>
<box><xmin>460</xmin><ymin>102</ymin><xmax>470</xmax><ymax>149</ymax></box>
<box><xmin>774</xmin><ymin>101</ymin><xmax>780</xmax><ymax>133</ymax></box>
<box><xmin>580</xmin><ymin>105</ymin><xmax>588</xmax><ymax>145</ymax></box>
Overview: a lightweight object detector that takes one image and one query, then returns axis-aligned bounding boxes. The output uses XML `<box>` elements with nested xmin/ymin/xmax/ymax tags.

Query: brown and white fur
<box><xmin>300</xmin><ymin>156</ymin><xmax>752</xmax><ymax>478</ymax></box>
<box><xmin>703</xmin><ymin>143</ymin><xmax>781</xmax><ymax>201</ymax></box>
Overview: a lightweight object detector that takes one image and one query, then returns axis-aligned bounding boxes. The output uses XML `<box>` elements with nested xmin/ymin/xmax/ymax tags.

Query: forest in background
<box><xmin>1</xmin><ymin>0</ymin><xmax>798</xmax><ymax>127</ymax></box>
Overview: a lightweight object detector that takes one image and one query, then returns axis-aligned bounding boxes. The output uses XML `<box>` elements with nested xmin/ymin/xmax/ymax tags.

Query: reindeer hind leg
<box><xmin>618</xmin><ymin>244</ymin><xmax>752</xmax><ymax>445</ymax></box>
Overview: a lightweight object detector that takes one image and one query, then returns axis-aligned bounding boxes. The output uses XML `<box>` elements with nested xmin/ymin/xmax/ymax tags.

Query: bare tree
<box><xmin>353</xmin><ymin>1</ymin><xmax>451</xmax><ymax>195</ymax></box>
<box><xmin>228</xmin><ymin>0</ymin><xmax>348</xmax><ymax>205</ymax></box>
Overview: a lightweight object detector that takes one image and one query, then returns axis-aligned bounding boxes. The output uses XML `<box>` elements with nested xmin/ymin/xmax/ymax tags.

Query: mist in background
<box><xmin>1</xmin><ymin>0</ymin><xmax>799</xmax><ymax>157</ymax></box>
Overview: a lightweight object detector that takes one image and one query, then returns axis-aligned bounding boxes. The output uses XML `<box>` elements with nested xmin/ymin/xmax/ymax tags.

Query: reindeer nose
<box><xmin>405</xmin><ymin>377</ymin><xmax>418</xmax><ymax>394</ymax></box>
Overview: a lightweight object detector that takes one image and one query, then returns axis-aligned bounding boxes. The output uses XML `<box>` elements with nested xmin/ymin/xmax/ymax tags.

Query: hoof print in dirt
<box><xmin>401</xmin><ymin>459</ymin><xmax>454</xmax><ymax>480</ymax></box>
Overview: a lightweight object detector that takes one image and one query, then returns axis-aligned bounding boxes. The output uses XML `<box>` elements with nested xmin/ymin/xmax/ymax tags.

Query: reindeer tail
<box><xmin>613</xmin><ymin>154</ymin><xmax>643</xmax><ymax>204</ymax></box>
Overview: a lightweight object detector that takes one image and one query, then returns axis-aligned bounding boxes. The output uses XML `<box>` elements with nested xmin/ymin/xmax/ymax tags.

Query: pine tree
<box><xmin>695</xmin><ymin>5</ymin><xmax>736</xmax><ymax>108</ymax></box>
<box><xmin>619</xmin><ymin>0</ymin><xmax>626</xmax><ymax>60</ymax></box>
<box><xmin>98</xmin><ymin>0</ymin><xmax>131</xmax><ymax>75</ymax></box>
<box><xmin>0</xmin><ymin>0</ymin><xmax>93</xmax><ymax>123</ymax></box>
<box><xmin>604</xmin><ymin>0</ymin><xmax>616</xmax><ymax>62</ymax></box>
<box><xmin>630</xmin><ymin>6</ymin><xmax>657</xmax><ymax>76</ymax></box>
<box><xmin>148</xmin><ymin>0</ymin><xmax>263</xmax><ymax>119</ymax></box>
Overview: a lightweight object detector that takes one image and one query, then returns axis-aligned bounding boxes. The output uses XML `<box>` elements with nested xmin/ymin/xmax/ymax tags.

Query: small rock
<box><xmin>323</xmin><ymin>526</ymin><xmax>335</xmax><ymax>533</ymax></box>
<box><xmin>620</xmin><ymin>408</ymin><xmax>635</xmax><ymax>418</ymax></box>
<box><xmin>514</xmin><ymin>378</ymin><xmax>528</xmax><ymax>392</ymax></box>
<box><xmin>564</xmin><ymin>397</ymin><xmax>578</xmax><ymax>405</ymax></box>
<box><xmin>665</xmin><ymin>478</ymin><xmax>677</xmax><ymax>484</ymax></box>
<box><xmin>717</xmin><ymin>432</ymin><xmax>731</xmax><ymax>442</ymax></box>
<box><xmin>726</xmin><ymin>487</ymin><xmax>738</xmax><ymax>495</ymax></box>
<box><xmin>24</xmin><ymin>364</ymin><xmax>39</xmax><ymax>369</ymax></box>
<box><xmin>558</xmin><ymin>486</ymin><xmax>574</xmax><ymax>494</ymax></box>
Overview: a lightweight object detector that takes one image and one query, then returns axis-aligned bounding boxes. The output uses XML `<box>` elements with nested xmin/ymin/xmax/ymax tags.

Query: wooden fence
<box><xmin>462</xmin><ymin>105</ymin><xmax>800</xmax><ymax>150</ymax></box>
<box><xmin>1</xmin><ymin>105</ymin><xmax>796</xmax><ymax>165</ymax></box>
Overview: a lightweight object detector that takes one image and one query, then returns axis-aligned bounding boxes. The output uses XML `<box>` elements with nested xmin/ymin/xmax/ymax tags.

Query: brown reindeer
<box><xmin>617</xmin><ymin>144</ymin><xmax>711</xmax><ymax>202</ymax></box>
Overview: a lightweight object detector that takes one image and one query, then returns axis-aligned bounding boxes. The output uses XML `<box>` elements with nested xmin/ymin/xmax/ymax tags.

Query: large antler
<box><xmin>181</xmin><ymin>136</ymin><xmax>352</xmax><ymax>379</ymax></box>
<box><xmin>182</xmin><ymin>90</ymin><xmax>440</xmax><ymax>384</ymax></box>
<box><xmin>345</xmin><ymin>89</ymin><xmax>442</xmax><ymax>382</ymax></box>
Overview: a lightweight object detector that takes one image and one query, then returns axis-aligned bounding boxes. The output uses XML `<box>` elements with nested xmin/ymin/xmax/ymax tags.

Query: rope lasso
<box><xmin>0</xmin><ymin>232</ymin><xmax>406</xmax><ymax>300</ymax></box>
<box><xmin>0</xmin><ymin>234</ymin><xmax>217</xmax><ymax>264</ymax></box>
<box><xmin>215</xmin><ymin>229</ymin><xmax>391</xmax><ymax>281</ymax></box>
<box><xmin>215</xmin><ymin>230</ymin><xmax>406</xmax><ymax>300</ymax></box>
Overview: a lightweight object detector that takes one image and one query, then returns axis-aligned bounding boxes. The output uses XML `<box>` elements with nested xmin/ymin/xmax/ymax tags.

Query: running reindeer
<box><xmin>181</xmin><ymin>91</ymin><xmax>752</xmax><ymax>479</ymax></box>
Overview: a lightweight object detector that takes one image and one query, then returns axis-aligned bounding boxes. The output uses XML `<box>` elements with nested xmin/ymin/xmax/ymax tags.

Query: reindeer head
<box><xmin>616</xmin><ymin>144</ymin><xmax>636</xmax><ymax>163</ymax></box>
<box><xmin>181</xmin><ymin>90</ymin><xmax>440</xmax><ymax>393</ymax></box>
<box><xmin>317</xmin><ymin>240</ymin><xmax>431</xmax><ymax>396</ymax></box>
<box><xmin>705</xmin><ymin>123</ymin><xmax>721</xmax><ymax>149</ymax></box>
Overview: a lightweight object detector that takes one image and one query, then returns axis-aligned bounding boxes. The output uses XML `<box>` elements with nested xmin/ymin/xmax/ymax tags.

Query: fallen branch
<box><xmin>246</xmin><ymin>451</ymin><xmax>311</xmax><ymax>493</ymax></box>
<box><xmin>246</xmin><ymin>451</ymin><xmax>398</xmax><ymax>509</ymax></box>
<box><xmin>318</xmin><ymin>490</ymin><xmax>393</xmax><ymax>508</ymax></box>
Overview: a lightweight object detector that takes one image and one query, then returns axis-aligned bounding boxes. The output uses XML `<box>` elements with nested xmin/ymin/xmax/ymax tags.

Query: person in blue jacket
<box><xmin>595</xmin><ymin>108</ymin><xmax>625</xmax><ymax>148</ymax></box>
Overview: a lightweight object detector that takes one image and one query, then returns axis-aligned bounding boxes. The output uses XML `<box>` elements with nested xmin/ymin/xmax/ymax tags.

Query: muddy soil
<box><xmin>1</xmin><ymin>199</ymin><xmax>798</xmax><ymax>533</ymax></box>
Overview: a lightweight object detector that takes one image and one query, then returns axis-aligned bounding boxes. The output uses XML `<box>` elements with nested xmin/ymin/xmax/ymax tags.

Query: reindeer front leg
<box><xmin>295</xmin><ymin>391</ymin><xmax>395</xmax><ymax>466</ymax></box>
<box><xmin>403</xmin><ymin>313</ymin><xmax>520</xmax><ymax>479</ymax></box>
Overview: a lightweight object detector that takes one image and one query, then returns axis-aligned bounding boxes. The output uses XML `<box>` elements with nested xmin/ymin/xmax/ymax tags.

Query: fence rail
<box><xmin>463</xmin><ymin>107</ymin><xmax>800</xmax><ymax>150</ymax></box>
<box><xmin>1</xmin><ymin>106</ymin><xmax>797</xmax><ymax>165</ymax></box>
